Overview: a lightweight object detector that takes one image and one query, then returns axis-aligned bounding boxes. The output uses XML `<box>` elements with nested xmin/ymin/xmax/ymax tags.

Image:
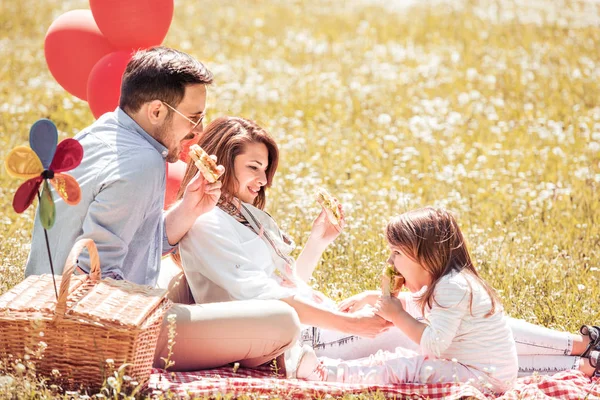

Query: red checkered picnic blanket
<box><xmin>148</xmin><ymin>366</ymin><xmax>600</xmax><ymax>399</ymax></box>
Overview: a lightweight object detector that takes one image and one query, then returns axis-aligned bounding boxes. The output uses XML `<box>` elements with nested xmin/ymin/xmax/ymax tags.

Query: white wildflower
<box><xmin>466</xmin><ymin>68</ymin><xmax>478</xmax><ymax>81</ymax></box>
<box><xmin>377</xmin><ymin>113</ymin><xmax>392</xmax><ymax>125</ymax></box>
<box><xmin>107</xmin><ymin>376</ymin><xmax>118</xmax><ymax>388</ymax></box>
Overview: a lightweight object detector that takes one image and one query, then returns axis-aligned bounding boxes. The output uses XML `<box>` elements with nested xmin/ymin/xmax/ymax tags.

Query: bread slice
<box><xmin>189</xmin><ymin>144</ymin><xmax>219</xmax><ymax>183</ymax></box>
<box><xmin>381</xmin><ymin>265</ymin><xmax>405</xmax><ymax>297</ymax></box>
<box><xmin>316</xmin><ymin>188</ymin><xmax>342</xmax><ymax>225</ymax></box>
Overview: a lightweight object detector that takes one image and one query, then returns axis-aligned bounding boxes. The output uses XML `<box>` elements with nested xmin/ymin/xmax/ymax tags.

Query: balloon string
<box><xmin>37</xmin><ymin>190</ymin><xmax>58</xmax><ymax>301</ymax></box>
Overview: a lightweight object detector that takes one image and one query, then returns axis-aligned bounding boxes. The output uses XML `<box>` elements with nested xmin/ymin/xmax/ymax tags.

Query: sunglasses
<box><xmin>161</xmin><ymin>101</ymin><xmax>205</xmax><ymax>132</ymax></box>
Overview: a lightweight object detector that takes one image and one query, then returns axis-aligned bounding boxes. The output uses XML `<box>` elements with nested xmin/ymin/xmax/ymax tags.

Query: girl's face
<box><xmin>233</xmin><ymin>142</ymin><xmax>269</xmax><ymax>204</ymax></box>
<box><xmin>387</xmin><ymin>244</ymin><xmax>433</xmax><ymax>293</ymax></box>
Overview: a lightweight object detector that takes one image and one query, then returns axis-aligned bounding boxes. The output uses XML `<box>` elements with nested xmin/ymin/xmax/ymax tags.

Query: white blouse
<box><xmin>179</xmin><ymin>203</ymin><xmax>318</xmax><ymax>304</ymax></box>
<box><xmin>406</xmin><ymin>271</ymin><xmax>518</xmax><ymax>387</ymax></box>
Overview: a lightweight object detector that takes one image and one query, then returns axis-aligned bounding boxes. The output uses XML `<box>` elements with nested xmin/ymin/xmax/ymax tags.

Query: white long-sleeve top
<box><xmin>179</xmin><ymin>205</ymin><xmax>318</xmax><ymax>304</ymax></box>
<box><xmin>404</xmin><ymin>271</ymin><xmax>518</xmax><ymax>388</ymax></box>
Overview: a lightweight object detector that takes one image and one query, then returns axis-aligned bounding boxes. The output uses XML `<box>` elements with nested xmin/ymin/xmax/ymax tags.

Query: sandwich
<box><xmin>316</xmin><ymin>188</ymin><xmax>342</xmax><ymax>226</ymax></box>
<box><xmin>189</xmin><ymin>144</ymin><xmax>220</xmax><ymax>183</ymax></box>
<box><xmin>381</xmin><ymin>265</ymin><xmax>405</xmax><ymax>297</ymax></box>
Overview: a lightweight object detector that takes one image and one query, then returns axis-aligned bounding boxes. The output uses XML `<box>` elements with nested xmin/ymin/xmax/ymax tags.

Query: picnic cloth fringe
<box><xmin>148</xmin><ymin>365</ymin><xmax>600</xmax><ymax>399</ymax></box>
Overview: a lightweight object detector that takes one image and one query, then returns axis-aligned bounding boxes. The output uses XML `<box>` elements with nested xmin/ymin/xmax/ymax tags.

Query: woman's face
<box><xmin>233</xmin><ymin>142</ymin><xmax>269</xmax><ymax>204</ymax></box>
<box><xmin>387</xmin><ymin>244</ymin><xmax>432</xmax><ymax>293</ymax></box>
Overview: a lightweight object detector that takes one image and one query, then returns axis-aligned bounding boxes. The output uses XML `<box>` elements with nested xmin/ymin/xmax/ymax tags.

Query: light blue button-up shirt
<box><xmin>25</xmin><ymin>108</ymin><xmax>175</xmax><ymax>286</ymax></box>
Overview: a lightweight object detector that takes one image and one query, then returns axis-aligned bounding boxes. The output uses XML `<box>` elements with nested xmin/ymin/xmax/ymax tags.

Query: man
<box><xmin>26</xmin><ymin>47</ymin><xmax>300</xmax><ymax>371</ymax></box>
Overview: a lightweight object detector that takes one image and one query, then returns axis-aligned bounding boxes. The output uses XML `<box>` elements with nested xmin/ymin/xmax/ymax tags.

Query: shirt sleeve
<box><xmin>419</xmin><ymin>276</ymin><xmax>470</xmax><ymax>358</ymax></box>
<box><xmin>161</xmin><ymin>214</ymin><xmax>177</xmax><ymax>255</ymax></box>
<box><xmin>402</xmin><ymin>293</ymin><xmax>424</xmax><ymax>320</ymax></box>
<box><xmin>77</xmin><ymin>150</ymin><xmax>164</xmax><ymax>279</ymax></box>
<box><xmin>179</xmin><ymin>211</ymin><xmax>298</xmax><ymax>301</ymax></box>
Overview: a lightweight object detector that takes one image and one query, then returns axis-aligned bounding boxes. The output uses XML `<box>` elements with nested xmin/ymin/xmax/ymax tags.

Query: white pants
<box><xmin>319</xmin><ymin>347</ymin><xmax>504</xmax><ymax>391</ymax></box>
<box><xmin>302</xmin><ymin>317</ymin><xmax>579</xmax><ymax>377</ymax></box>
<box><xmin>510</xmin><ymin>318</ymin><xmax>580</xmax><ymax>376</ymax></box>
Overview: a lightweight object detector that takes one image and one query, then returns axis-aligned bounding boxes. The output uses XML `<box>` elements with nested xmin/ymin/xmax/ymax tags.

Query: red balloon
<box><xmin>89</xmin><ymin>0</ymin><xmax>174</xmax><ymax>50</ymax></box>
<box><xmin>44</xmin><ymin>10</ymin><xmax>115</xmax><ymax>100</ymax></box>
<box><xmin>165</xmin><ymin>160</ymin><xmax>187</xmax><ymax>210</ymax></box>
<box><xmin>87</xmin><ymin>51</ymin><xmax>133</xmax><ymax>119</ymax></box>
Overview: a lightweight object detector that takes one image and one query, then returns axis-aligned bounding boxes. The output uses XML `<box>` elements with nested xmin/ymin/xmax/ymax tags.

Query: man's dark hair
<box><xmin>119</xmin><ymin>46</ymin><xmax>213</xmax><ymax>113</ymax></box>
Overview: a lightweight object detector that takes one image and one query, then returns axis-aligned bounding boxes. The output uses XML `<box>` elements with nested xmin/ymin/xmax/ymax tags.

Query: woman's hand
<box><xmin>309</xmin><ymin>201</ymin><xmax>345</xmax><ymax>246</ymax></box>
<box><xmin>346</xmin><ymin>305</ymin><xmax>392</xmax><ymax>338</ymax></box>
<box><xmin>280</xmin><ymin>295</ymin><xmax>390</xmax><ymax>339</ymax></box>
<box><xmin>337</xmin><ymin>290</ymin><xmax>381</xmax><ymax>313</ymax></box>
<box><xmin>374</xmin><ymin>295</ymin><xmax>405</xmax><ymax>322</ymax></box>
<box><xmin>295</xmin><ymin>201</ymin><xmax>345</xmax><ymax>282</ymax></box>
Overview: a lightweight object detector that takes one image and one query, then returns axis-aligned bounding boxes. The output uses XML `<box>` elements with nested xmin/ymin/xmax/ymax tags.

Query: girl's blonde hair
<box><xmin>386</xmin><ymin>207</ymin><xmax>500</xmax><ymax>317</ymax></box>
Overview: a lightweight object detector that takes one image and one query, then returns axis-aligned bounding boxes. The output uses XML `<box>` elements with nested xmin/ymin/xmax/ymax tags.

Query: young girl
<box><xmin>317</xmin><ymin>208</ymin><xmax>518</xmax><ymax>390</ymax></box>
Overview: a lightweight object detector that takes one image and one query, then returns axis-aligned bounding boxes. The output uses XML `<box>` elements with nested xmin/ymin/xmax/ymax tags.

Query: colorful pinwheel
<box><xmin>4</xmin><ymin>119</ymin><xmax>83</xmax><ymax>300</ymax></box>
<box><xmin>4</xmin><ymin>119</ymin><xmax>83</xmax><ymax>229</ymax></box>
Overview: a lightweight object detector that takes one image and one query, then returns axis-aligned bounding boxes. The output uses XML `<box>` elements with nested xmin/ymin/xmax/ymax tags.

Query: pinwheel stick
<box><xmin>36</xmin><ymin>191</ymin><xmax>58</xmax><ymax>301</ymax></box>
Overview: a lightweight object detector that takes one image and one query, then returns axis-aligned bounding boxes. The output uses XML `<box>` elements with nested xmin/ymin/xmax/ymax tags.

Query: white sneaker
<box><xmin>283</xmin><ymin>342</ymin><xmax>324</xmax><ymax>380</ymax></box>
<box><xmin>295</xmin><ymin>345</ymin><xmax>322</xmax><ymax>380</ymax></box>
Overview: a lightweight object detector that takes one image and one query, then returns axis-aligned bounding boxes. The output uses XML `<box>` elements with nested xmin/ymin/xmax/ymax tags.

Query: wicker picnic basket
<box><xmin>0</xmin><ymin>239</ymin><xmax>172</xmax><ymax>389</ymax></box>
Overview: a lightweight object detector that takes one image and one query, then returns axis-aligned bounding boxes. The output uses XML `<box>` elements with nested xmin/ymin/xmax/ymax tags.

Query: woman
<box><xmin>168</xmin><ymin>115</ymin><xmax>599</xmax><ymax>379</ymax></box>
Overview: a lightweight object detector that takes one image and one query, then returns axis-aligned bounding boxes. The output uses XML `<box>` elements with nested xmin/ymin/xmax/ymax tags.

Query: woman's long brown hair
<box><xmin>171</xmin><ymin>116</ymin><xmax>279</xmax><ymax>265</ymax></box>
<box><xmin>386</xmin><ymin>207</ymin><xmax>500</xmax><ymax>317</ymax></box>
<box><xmin>176</xmin><ymin>116</ymin><xmax>279</xmax><ymax>208</ymax></box>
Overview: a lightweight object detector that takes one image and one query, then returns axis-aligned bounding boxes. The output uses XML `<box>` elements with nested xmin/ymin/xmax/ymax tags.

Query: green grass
<box><xmin>1</xmin><ymin>0</ymin><xmax>600</xmax><ymax>398</ymax></box>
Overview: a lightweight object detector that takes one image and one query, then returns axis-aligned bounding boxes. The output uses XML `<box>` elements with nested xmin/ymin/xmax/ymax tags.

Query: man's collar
<box><xmin>116</xmin><ymin>107</ymin><xmax>169</xmax><ymax>159</ymax></box>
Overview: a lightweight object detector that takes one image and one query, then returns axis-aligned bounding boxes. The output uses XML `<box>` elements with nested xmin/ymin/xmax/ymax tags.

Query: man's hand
<box><xmin>180</xmin><ymin>159</ymin><xmax>225</xmax><ymax>218</ymax></box>
<box><xmin>164</xmin><ymin>158</ymin><xmax>224</xmax><ymax>247</ymax></box>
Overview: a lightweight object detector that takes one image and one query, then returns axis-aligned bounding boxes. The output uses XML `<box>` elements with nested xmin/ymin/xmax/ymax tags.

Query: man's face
<box><xmin>156</xmin><ymin>84</ymin><xmax>207</xmax><ymax>163</ymax></box>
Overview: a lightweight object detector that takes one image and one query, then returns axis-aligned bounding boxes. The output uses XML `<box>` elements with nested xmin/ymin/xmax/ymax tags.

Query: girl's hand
<box><xmin>374</xmin><ymin>295</ymin><xmax>405</xmax><ymax>322</ymax></box>
<box><xmin>309</xmin><ymin>202</ymin><xmax>345</xmax><ymax>246</ymax></box>
<box><xmin>347</xmin><ymin>305</ymin><xmax>392</xmax><ymax>338</ymax></box>
<box><xmin>338</xmin><ymin>290</ymin><xmax>381</xmax><ymax>313</ymax></box>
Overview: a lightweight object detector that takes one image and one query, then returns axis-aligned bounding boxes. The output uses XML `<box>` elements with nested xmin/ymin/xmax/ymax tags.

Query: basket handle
<box><xmin>55</xmin><ymin>239</ymin><xmax>101</xmax><ymax>318</ymax></box>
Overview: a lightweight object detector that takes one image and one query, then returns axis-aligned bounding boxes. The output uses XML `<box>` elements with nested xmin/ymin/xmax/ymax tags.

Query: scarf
<box><xmin>217</xmin><ymin>196</ymin><xmax>298</xmax><ymax>287</ymax></box>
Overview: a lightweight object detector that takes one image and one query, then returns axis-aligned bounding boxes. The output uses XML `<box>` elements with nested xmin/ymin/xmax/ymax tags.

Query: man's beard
<box><xmin>154</xmin><ymin>120</ymin><xmax>180</xmax><ymax>163</ymax></box>
<box><xmin>165</xmin><ymin>150</ymin><xmax>179</xmax><ymax>163</ymax></box>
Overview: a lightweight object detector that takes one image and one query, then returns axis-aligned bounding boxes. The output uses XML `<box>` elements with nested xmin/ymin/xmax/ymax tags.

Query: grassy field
<box><xmin>1</xmin><ymin>0</ymin><xmax>599</xmax><ymax>398</ymax></box>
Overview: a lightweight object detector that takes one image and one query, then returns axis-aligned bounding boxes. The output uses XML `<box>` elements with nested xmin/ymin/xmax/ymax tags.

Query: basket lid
<box><xmin>0</xmin><ymin>274</ymin><xmax>87</xmax><ymax>318</ymax></box>
<box><xmin>66</xmin><ymin>278</ymin><xmax>168</xmax><ymax>329</ymax></box>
